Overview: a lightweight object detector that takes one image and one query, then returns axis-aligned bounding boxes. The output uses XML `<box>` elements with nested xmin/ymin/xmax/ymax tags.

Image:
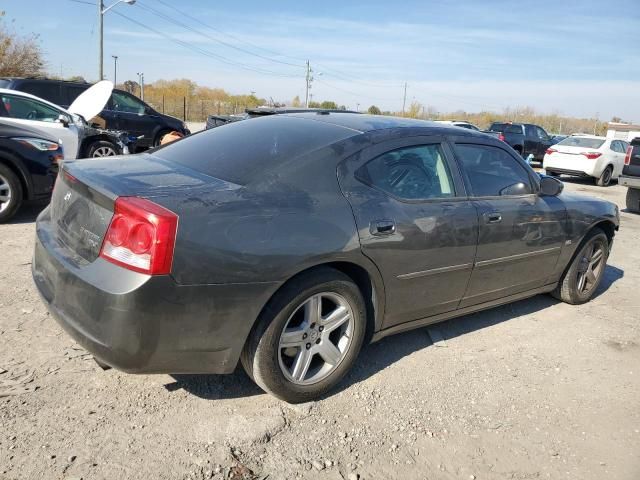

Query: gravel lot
<box><xmin>1</xmin><ymin>178</ymin><xmax>638</xmax><ymax>480</ymax></box>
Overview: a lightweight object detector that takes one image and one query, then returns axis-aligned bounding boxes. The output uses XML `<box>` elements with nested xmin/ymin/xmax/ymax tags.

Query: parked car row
<box><xmin>0</xmin><ymin>78</ymin><xmax>189</xmax><ymax>149</ymax></box>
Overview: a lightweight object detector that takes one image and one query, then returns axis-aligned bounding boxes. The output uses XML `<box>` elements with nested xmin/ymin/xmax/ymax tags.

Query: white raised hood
<box><xmin>67</xmin><ymin>80</ymin><xmax>114</xmax><ymax>121</ymax></box>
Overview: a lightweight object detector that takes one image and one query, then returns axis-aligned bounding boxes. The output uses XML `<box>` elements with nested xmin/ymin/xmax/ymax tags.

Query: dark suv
<box><xmin>0</xmin><ymin>78</ymin><xmax>190</xmax><ymax>149</ymax></box>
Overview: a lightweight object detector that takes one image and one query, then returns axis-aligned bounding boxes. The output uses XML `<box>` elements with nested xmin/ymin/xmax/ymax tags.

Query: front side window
<box><xmin>455</xmin><ymin>144</ymin><xmax>533</xmax><ymax>197</ymax></box>
<box><xmin>535</xmin><ymin>127</ymin><xmax>549</xmax><ymax>140</ymax></box>
<box><xmin>0</xmin><ymin>94</ymin><xmax>61</xmax><ymax>122</ymax></box>
<box><xmin>111</xmin><ymin>91</ymin><xmax>145</xmax><ymax>114</ymax></box>
<box><xmin>356</xmin><ymin>144</ymin><xmax>455</xmax><ymax>200</ymax></box>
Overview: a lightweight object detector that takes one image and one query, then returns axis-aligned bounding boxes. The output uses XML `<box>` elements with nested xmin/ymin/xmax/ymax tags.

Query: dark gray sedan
<box><xmin>32</xmin><ymin>113</ymin><xmax>619</xmax><ymax>403</ymax></box>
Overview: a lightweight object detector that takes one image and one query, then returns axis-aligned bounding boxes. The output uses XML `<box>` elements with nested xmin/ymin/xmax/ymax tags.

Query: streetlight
<box><xmin>112</xmin><ymin>55</ymin><xmax>118</xmax><ymax>85</ymax></box>
<box><xmin>98</xmin><ymin>0</ymin><xmax>136</xmax><ymax>80</ymax></box>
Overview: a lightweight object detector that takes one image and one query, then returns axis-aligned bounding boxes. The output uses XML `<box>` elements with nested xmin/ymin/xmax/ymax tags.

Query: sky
<box><xmin>4</xmin><ymin>0</ymin><xmax>640</xmax><ymax>120</ymax></box>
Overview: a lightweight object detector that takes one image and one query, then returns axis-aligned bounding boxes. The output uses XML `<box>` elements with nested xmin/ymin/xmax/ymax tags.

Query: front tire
<box><xmin>0</xmin><ymin>164</ymin><xmax>23</xmax><ymax>223</ymax></box>
<box><xmin>596</xmin><ymin>166</ymin><xmax>613</xmax><ymax>187</ymax></box>
<box><xmin>552</xmin><ymin>228</ymin><xmax>609</xmax><ymax>304</ymax></box>
<box><xmin>626</xmin><ymin>188</ymin><xmax>640</xmax><ymax>213</ymax></box>
<box><xmin>241</xmin><ymin>268</ymin><xmax>366</xmax><ymax>403</ymax></box>
<box><xmin>87</xmin><ymin>140</ymin><xmax>118</xmax><ymax>158</ymax></box>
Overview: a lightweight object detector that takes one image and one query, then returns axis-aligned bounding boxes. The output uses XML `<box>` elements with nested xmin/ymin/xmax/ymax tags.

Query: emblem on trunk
<box><xmin>64</xmin><ymin>192</ymin><xmax>72</xmax><ymax>202</ymax></box>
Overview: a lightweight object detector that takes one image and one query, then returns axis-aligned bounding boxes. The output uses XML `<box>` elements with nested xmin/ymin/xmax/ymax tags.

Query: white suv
<box><xmin>543</xmin><ymin>135</ymin><xmax>628</xmax><ymax>186</ymax></box>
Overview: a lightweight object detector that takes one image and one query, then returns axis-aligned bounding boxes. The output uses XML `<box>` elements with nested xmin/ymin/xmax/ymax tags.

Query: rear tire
<box><xmin>241</xmin><ymin>268</ymin><xmax>366</xmax><ymax>403</ymax></box>
<box><xmin>153</xmin><ymin>130</ymin><xmax>171</xmax><ymax>147</ymax></box>
<box><xmin>626</xmin><ymin>188</ymin><xmax>640</xmax><ymax>213</ymax></box>
<box><xmin>596</xmin><ymin>166</ymin><xmax>613</xmax><ymax>187</ymax></box>
<box><xmin>552</xmin><ymin>228</ymin><xmax>609</xmax><ymax>305</ymax></box>
<box><xmin>87</xmin><ymin>140</ymin><xmax>118</xmax><ymax>158</ymax></box>
<box><xmin>0</xmin><ymin>164</ymin><xmax>23</xmax><ymax>223</ymax></box>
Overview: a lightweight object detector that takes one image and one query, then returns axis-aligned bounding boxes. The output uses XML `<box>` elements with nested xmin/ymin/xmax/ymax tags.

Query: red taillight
<box><xmin>546</xmin><ymin>148</ymin><xmax>557</xmax><ymax>155</ymax></box>
<box><xmin>100</xmin><ymin>197</ymin><xmax>178</xmax><ymax>275</ymax></box>
<box><xmin>498</xmin><ymin>133</ymin><xmax>505</xmax><ymax>142</ymax></box>
<box><xmin>625</xmin><ymin>146</ymin><xmax>633</xmax><ymax>165</ymax></box>
<box><xmin>581</xmin><ymin>151</ymin><xmax>602</xmax><ymax>160</ymax></box>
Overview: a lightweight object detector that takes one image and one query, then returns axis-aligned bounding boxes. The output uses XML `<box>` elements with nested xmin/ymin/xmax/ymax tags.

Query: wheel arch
<box><xmin>79</xmin><ymin>134</ymin><xmax>119</xmax><ymax>157</ymax></box>
<box><xmin>247</xmin><ymin>259</ymin><xmax>386</xmax><ymax>352</ymax></box>
<box><xmin>0</xmin><ymin>151</ymin><xmax>32</xmax><ymax>200</ymax></box>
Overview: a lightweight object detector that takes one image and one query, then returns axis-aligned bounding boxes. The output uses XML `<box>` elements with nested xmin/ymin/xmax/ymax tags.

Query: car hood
<box><xmin>67</xmin><ymin>80</ymin><xmax>113</xmax><ymax>121</ymax></box>
<box><xmin>0</xmin><ymin>120</ymin><xmax>59</xmax><ymax>142</ymax></box>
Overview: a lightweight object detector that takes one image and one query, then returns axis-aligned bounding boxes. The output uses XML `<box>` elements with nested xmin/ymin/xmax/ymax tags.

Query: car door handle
<box><xmin>483</xmin><ymin>212</ymin><xmax>502</xmax><ymax>224</ymax></box>
<box><xmin>370</xmin><ymin>220</ymin><xmax>396</xmax><ymax>236</ymax></box>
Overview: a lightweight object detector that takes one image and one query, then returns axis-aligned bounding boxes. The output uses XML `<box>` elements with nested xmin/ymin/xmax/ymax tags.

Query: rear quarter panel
<box><xmin>157</xmin><ymin>140</ymin><xmax>377</xmax><ymax>286</ymax></box>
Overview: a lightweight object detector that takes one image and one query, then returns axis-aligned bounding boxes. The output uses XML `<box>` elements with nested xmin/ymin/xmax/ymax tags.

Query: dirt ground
<box><xmin>1</xmin><ymin>178</ymin><xmax>638</xmax><ymax>480</ymax></box>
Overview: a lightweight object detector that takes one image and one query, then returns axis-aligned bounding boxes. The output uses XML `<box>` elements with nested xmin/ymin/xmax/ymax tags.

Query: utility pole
<box><xmin>594</xmin><ymin>112</ymin><xmax>599</xmax><ymax>135</ymax></box>
<box><xmin>98</xmin><ymin>0</ymin><xmax>136</xmax><ymax>81</ymax></box>
<box><xmin>112</xmin><ymin>55</ymin><xmax>118</xmax><ymax>85</ymax></box>
<box><xmin>137</xmin><ymin>72</ymin><xmax>145</xmax><ymax>100</ymax></box>
<box><xmin>98</xmin><ymin>0</ymin><xmax>104</xmax><ymax>80</ymax></box>
<box><xmin>402</xmin><ymin>82</ymin><xmax>407</xmax><ymax>116</ymax></box>
<box><xmin>305</xmin><ymin>60</ymin><xmax>311</xmax><ymax>108</ymax></box>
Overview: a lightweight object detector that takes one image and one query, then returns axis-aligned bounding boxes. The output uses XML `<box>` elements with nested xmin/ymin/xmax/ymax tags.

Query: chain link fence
<box><xmin>143</xmin><ymin>96</ymin><xmax>257</xmax><ymax>122</ymax></box>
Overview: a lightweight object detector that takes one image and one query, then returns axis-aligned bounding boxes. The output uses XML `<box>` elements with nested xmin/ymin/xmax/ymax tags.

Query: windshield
<box><xmin>558</xmin><ymin>137</ymin><xmax>605</xmax><ymax>149</ymax></box>
<box><xmin>489</xmin><ymin>123</ymin><xmax>523</xmax><ymax>134</ymax></box>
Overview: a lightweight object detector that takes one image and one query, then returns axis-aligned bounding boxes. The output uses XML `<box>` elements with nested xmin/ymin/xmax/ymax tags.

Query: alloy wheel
<box><xmin>278</xmin><ymin>292</ymin><xmax>354</xmax><ymax>385</ymax></box>
<box><xmin>92</xmin><ymin>146</ymin><xmax>117</xmax><ymax>157</ymax></box>
<box><xmin>576</xmin><ymin>240</ymin><xmax>606</xmax><ymax>294</ymax></box>
<box><xmin>0</xmin><ymin>173</ymin><xmax>12</xmax><ymax>213</ymax></box>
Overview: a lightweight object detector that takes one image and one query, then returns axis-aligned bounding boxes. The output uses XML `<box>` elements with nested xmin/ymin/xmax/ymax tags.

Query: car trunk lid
<box><xmin>50</xmin><ymin>154</ymin><xmax>240</xmax><ymax>263</ymax></box>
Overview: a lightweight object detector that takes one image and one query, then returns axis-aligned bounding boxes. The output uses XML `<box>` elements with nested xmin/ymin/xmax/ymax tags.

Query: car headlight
<box><xmin>13</xmin><ymin>137</ymin><xmax>61</xmax><ymax>151</ymax></box>
<box><xmin>181</xmin><ymin>122</ymin><xmax>188</xmax><ymax>131</ymax></box>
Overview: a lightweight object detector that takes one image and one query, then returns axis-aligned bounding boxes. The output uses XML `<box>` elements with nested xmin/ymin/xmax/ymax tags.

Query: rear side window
<box><xmin>356</xmin><ymin>144</ymin><xmax>455</xmax><ymax>200</ymax></box>
<box><xmin>489</xmin><ymin>123</ymin><xmax>523</xmax><ymax>134</ymax></box>
<box><xmin>455</xmin><ymin>144</ymin><xmax>533</xmax><ymax>197</ymax></box>
<box><xmin>153</xmin><ymin>116</ymin><xmax>356</xmax><ymax>185</ymax></box>
<box><xmin>558</xmin><ymin>137</ymin><xmax>605</xmax><ymax>149</ymax></box>
<box><xmin>64</xmin><ymin>85</ymin><xmax>89</xmax><ymax>106</ymax></box>
<box><xmin>20</xmin><ymin>81</ymin><xmax>63</xmax><ymax>105</ymax></box>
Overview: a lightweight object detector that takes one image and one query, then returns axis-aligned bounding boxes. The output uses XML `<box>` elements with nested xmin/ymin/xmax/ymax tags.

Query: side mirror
<box><xmin>57</xmin><ymin>114</ymin><xmax>70</xmax><ymax>128</ymax></box>
<box><xmin>539</xmin><ymin>175</ymin><xmax>564</xmax><ymax>196</ymax></box>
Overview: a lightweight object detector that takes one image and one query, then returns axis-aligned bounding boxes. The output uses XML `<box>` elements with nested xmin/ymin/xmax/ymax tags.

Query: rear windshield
<box><xmin>489</xmin><ymin>123</ymin><xmax>523</xmax><ymax>134</ymax></box>
<box><xmin>153</xmin><ymin>115</ymin><xmax>357</xmax><ymax>185</ymax></box>
<box><xmin>558</xmin><ymin>137</ymin><xmax>605</xmax><ymax>149</ymax></box>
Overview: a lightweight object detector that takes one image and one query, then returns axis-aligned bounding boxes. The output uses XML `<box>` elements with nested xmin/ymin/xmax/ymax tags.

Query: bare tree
<box><xmin>0</xmin><ymin>13</ymin><xmax>45</xmax><ymax>77</ymax></box>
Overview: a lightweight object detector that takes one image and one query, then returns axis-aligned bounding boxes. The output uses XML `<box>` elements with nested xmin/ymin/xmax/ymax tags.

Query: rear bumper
<box><xmin>543</xmin><ymin>167</ymin><xmax>592</xmax><ymax>177</ymax></box>
<box><xmin>32</xmin><ymin>209</ymin><xmax>279</xmax><ymax>374</ymax></box>
<box><xmin>543</xmin><ymin>155</ymin><xmax>603</xmax><ymax>177</ymax></box>
<box><xmin>619</xmin><ymin>175</ymin><xmax>640</xmax><ymax>189</ymax></box>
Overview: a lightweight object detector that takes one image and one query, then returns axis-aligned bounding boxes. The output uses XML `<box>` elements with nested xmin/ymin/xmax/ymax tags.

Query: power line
<box><xmin>153</xmin><ymin>0</ymin><xmax>307</xmax><ymax>65</ymax></box>
<box><xmin>111</xmin><ymin>10</ymin><xmax>300</xmax><ymax>78</ymax></box>
<box><xmin>136</xmin><ymin>0</ymin><xmax>305</xmax><ymax>69</ymax></box>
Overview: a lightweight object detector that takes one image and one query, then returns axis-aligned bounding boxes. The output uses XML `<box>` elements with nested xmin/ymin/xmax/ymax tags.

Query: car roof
<box><xmin>570</xmin><ymin>134</ymin><xmax>606</xmax><ymax>140</ymax></box>
<box><xmin>0</xmin><ymin>77</ymin><xmax>90</xmax><ymax>85</ymax></box>
<box><xmin>0</xmin><ymin>119</ymin><xmax>59</xmax><ymax>142</ymax></box>
<box><xmin>246</xmin><ymin>107</ymin><xmax>359</xmax><ymax>116</ymax></box>
<box><xmin>0</xmin><ymin>88</ymin><xmax>67</xmax><ymax>114</ymax></box>
<box><xmin>279</xmin><ymin>112</ymin><xmax>484</xmax><ymax>135</ymax></box>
